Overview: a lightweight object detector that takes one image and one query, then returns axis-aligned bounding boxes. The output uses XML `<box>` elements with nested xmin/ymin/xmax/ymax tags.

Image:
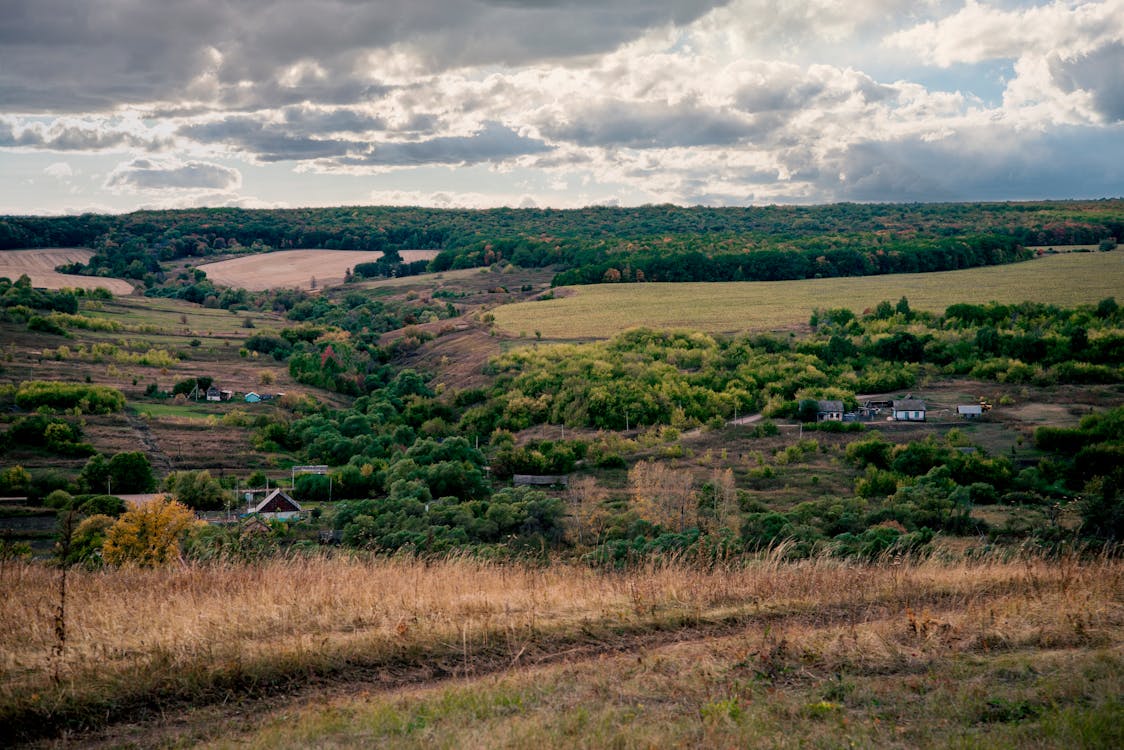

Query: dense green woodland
<box><xmin>2</xmin><ymin>201</ymin><xmax>1121</xmax><ymax>287</ymax></box>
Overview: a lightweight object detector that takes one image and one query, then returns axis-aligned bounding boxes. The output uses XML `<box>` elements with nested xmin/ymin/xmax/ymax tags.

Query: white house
<box><xmin>957</xmin><ymin>404</ymin><xmax>984</xmax><ymax>419</ymax></box>
<box><xmin>817</xmin><ymin>400</ymin><xmax>844</xmax><ymax>422</ymax></box>
<box><xmin>892</xmin><ymin>399</ymin><xmax>926</xmax><ymax>421</ymax></box>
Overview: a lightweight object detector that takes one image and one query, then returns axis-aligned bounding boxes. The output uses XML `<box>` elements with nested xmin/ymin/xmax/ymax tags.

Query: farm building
<box><xmin>247</xmin><ymin>488</ymin><xmax>302</xmax><ymax>521</ymax></box>
<box><xmin>957</xmin><ymin>404</ymin><xmax>984</xmax><ymax>419</ymax></box>
<box><xmin>244</xmin><ymin>391</ymin><xmax>261</xmax><ymax>403</ymax></box>
<box><xmin>513</xmin><ymin>474</ymin><xmax>570</xmax><ymax>487</ymax></box>
<box><xmin>240</xmin><ymin>516</ymin><xmax>273</xmax><ymax>535</ymax></box>
<box><xmin>817</xmin><ymin>400</ymin><xmax>844</xmax><ymax>422</ymax></box>
<box><xmin>206</xmin><ymin>386</ymin><xmax>222</xmax><ymax>401</ymax></box>
<box><xmin>892</xmin><ymin>399</ymin><xmax>927</xmax><ymax>421</ymax></box>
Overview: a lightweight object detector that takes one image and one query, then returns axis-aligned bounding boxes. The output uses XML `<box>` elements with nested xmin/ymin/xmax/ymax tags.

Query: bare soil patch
<box><xmin>0</xmin><ymin>249</ymin><xmax>133</xmax><ymax>295</ymax></box>
<box><xmin>198</xmin><ymin>250</ymin><xmax>440</xmax><ymax>291</ymax></box>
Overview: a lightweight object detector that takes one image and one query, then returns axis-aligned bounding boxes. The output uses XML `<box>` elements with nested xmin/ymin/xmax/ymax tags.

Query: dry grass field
<box><xmin>0</xmin><ymin>249</ymin><xmax>133</xmax><ymax>295</ymax></box>
<box><xmin>492</xmin><ymin>252</ymin><xmax>1124</xmax><ymax>339</ymax></box>
<box><xmin>2</xmin><ymin>552</ymin><xmax>1121</xmax><ymax>747</ymax></box>
<box><xmin>198</xmin><ymin>250</ymin><xmax>440</xmax><ymax>291</ymax></box>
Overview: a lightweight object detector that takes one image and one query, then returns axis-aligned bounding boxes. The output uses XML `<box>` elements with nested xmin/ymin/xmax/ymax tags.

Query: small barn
<box><xmin>244</xmin><ymin>391</ymin><xmax>261</xmax><ymax>403</ymax></box>
<box><xmin>957</xmin><ymin>404</ymin><xmax>984</xmax><ymax>419</ymax></box>
<box><xmin>892</xmin><ymin>399</ymin><xmax>927</xmax><ymax>421</ymax></box>
<box><xmin>206</xmin><ymin>386</ymin><xmax>222</xmax><ymax>402</ymax></box>
<box><xmin>248</xmin><ymin>488</ymin><xmax>302</xmax><ymax>521</ymax></box>
<box><xmin>817</xmin><ymin>400</ymin><xmax>844</xmax><ymax>422</ymax></box>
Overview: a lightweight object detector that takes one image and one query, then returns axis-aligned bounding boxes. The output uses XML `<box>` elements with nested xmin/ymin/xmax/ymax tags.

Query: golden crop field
<box><xmin>198</xmin><ymin>249</ymin><xmax>440</xmax><ymax>291</ymax></box>
<box><xmin>492</xmin><ymin>252</ymin><xmax>1124</xmax><ymax>339</ymax></box>
<box><xmin>0</xmin><ymin>249</ymin><xmax>134</xmax><ymax>295</ymax></box>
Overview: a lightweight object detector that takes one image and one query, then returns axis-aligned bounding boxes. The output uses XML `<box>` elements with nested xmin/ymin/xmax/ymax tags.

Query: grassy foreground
<box><xmin>492</xmin><ymin>251</ymin><xmax>1124</xmax><ymax>339</ymax></box>
<box><xmin>2</xmin><ymin>551</ymin><xmax>1123</xmax><ymax>746</ymax></box>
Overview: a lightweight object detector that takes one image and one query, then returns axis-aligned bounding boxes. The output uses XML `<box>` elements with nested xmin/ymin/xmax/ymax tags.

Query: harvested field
<box><xmin>492</xmin><ymin>251</ymin><xmax>1124</xmax><ymax>339</ymax></box>
<box><xmin>0</xmin><ymin>249</ymin><xmax>133</xmax><ymax>295</ymax></box>
<box><xmin>198</xmin><ymin>249</ymin><xmax>440</xmax><ymax>291</ymax></box>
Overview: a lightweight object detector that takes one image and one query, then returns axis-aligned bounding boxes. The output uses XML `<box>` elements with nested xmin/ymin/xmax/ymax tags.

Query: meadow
<box><xmin>2</xmin><ymin>551</ymin><xmax>1121</xmax><ymax>747</ymax></box>
<box><xmin>492</xmin><ymin>251</ymin><xmax>1124</xmax><ymax>339</ymax></box>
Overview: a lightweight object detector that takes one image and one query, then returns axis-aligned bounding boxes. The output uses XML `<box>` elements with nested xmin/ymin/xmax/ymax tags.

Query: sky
<box><xmin>1</xmin><ymin>0</ymin><xmax>1122</xmax><ymax>214</ymax></box>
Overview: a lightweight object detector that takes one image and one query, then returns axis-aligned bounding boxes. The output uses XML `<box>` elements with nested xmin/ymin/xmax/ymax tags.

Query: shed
<box><xmin>206</xmin><ymin>386</ymin><xmax>221</xmax><ymax>402</ymax></box>
<box><xmin>817</xmin><ymin>400</ymin><xmax>844</xmax><ymax>422</ymax></box>
<box><xmin>957</xmin><ymin>404</ymin><xmax>984</xmax><ymax>419</ymax></box>
<box><xmin>248</xmin><ymin>488</ymin><xmax>302</xmax><ymax>521</ymax></box>
<box><xmin>244</xmin><ymin>391</ymin><xmax>261</xmax><ymax>403</ymax></box>
<box><xmin>513</xmin><ymin>474</ymin><xmax>570</xmax><ymax>487</ymax></box>
<box><xmin>892</xmin><ymin>399</ymin><xmax>927</xmax><ymax>421</ymax></box>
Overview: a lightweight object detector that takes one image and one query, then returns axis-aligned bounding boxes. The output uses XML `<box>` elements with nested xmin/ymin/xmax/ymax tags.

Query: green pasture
<box><xmin>82</xmin><ymin>297</ymin><xmax>284</xmax><ymax>336</ymax></box>
<box><xmin>492</xmin><ymin>251</ymin><xmax>1124</xmax><ymax>340</ymax></box>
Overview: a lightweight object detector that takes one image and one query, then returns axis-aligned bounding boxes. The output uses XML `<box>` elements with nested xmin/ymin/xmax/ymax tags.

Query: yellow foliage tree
<box><xmin>629</xmin><ymin>460</ymin><xmax>695</xmax><ymax>532</ymax></box>
<box><xmin>566</xmin><ymin>475</ymin><xmax>610</xmax><ymax>545</ymax></box>
<box><xmin>102</xmin><ymin>496</ymin><xmax>199</xmax><ymax>567</ymax></box>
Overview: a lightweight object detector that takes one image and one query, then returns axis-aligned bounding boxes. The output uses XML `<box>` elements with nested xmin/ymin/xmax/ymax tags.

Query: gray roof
<box><xmin>818</xmin><ymin>400</ymin><xmax>844</xmax><ymax>412</ymax></box>
<box><xmin>893</xmin><ymin>399</ymin><xmax>926</xmax><ymax>411</ymax></box>
<box><xmin>957</xmin><ymin>404</ymin><xmax>983</xmax><ymax>414</ymax></box>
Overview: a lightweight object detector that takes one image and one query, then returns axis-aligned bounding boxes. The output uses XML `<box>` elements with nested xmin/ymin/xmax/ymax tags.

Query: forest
<box><xmin>2</xmin><ymin>201</ymin><xmax>1122</xmax><ymax>289</ymax></box>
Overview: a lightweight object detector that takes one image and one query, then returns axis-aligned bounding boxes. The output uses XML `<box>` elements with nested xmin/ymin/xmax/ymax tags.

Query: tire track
<box><xmin>123</xmin><ymin>410</ymin><xmax>175</xmax><ymax>474</ymax></box>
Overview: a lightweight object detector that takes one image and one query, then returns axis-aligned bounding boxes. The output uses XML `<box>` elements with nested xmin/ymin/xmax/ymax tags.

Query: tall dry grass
<box><xmin>2</xmin><ymin>549</ymin><xmax>1122</xmax><ymax>742</ymax></box>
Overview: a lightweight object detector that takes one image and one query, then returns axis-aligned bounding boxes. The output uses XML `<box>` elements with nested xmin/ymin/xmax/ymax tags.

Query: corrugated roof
<box><xmin>893</xmin><ymin>399</ymin><xmax>926</xmax><ymax>410</ymax></box>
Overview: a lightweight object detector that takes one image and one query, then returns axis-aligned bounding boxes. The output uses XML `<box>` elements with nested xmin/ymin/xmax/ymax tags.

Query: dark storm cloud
<box><xmin>180</xmin><ymin>119</ymin><xmax>362</xmax><ymax>162</ymax></box>
<box><xmin>542</xmin><ymin>101</ymin><xmax>751</xmax><ymax>148</ymax></box>
<box><xmin>831</xmin><ymin>125</ymin><xmax>1124</xmax><ymax>202</ymax></box>
<box><xmin>336</xmin><ymin>122</ymin><xmax>550</xmax><ymax>167</ymax></box>
<box><xmin>105</xmin><ymin>158</ymin><xmax>241</xmax><ymax>191</ymax></box>
<box><xmin>179</xmin><ymin>106</ymin><xmax>395</xmax><ymax>162</ymax></box>
<box><xmin>0</xmin><ymin>0</ymin><xmax>728</xmax><ymax>112</ymax></box>
<box><xmin>1050</xmin><ymin>42</ymin><xmax>1124</xmax><ymax>123</ymax></box>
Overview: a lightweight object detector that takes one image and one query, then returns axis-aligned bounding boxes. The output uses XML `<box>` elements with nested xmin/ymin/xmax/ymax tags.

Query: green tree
<box><xmin>107</xmin><ymin>452</ymin><xmax>155</xmax><ymax>493</ymax></box>
<box><xmin>1081</xmin><ymin>475</ymin><xmax>1123</xmax><ymax>541</ymax></box>
<box><xmin>164</xmin><ymin>470</ymin><xmax>229</xmax><ymax>510</ymax></box>
<box><xmin>80</xmin><ymin>454</ymin><xmax>111</xmax><ymax>494</ymax></box>
<box><xmin>66</xmin><ymin>514</ymin><xmax>115</xmax><ymax>567</ymax></box>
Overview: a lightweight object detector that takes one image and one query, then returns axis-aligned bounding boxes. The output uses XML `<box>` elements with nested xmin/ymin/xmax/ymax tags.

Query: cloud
<box><xmin>334</xmin><ymin>122</ymin><xmax>550</xmax><ymax>168</ymax></box>
<box><xmin>43</xmin><ymin>162</ymin><xmax>73</xmax><ymax>178</ymax></box>
<box><xmin>0</xmin><ymin>118</ymin><xmax>165</xmax><ymax>151</ymax></box>
<box><xmin>105</xmin><ymin>157</ymin><xmax>242</xmax><ymax>192</ymax></box>
<box><xmin>0</xmin><ymin>0</ymin><xmax>728</xmax><ymax>112</ymax></box>
<box><xmin>885</xmin><ymin>0</ymin><xmax>1124</xmax><ymax>68</ymax></box>
<box><xmin>178</xmin><ymin>118</ymin><xmax>367</xmax><ymax>162</ymax></box>
<box><xmin>2</xmin><ymin>0</ymin><xmax>1121</xmax><ymax>210</ymax></box>
<box><xmin>541</xmin><ymin>100</ymin><xmax>750</xmax><ymax>148</ymax></box>
<box><xmin>1050</xmin><ymin>42</ymin><xmax>1124</xmax><ymax>122</ymax></box>
<box><xmin>830</xmin><ymin>124</ymin><xmax>1124</xmax><ymax>202</ymax></box>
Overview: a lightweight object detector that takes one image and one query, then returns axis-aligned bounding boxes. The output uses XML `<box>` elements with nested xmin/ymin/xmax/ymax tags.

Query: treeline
<box><xmin>550</xmin><ymin>233</ymin><xmax>1031</xmax><ymax>285</ymax></box>
<box><xmin>4</xmin><ymin>202</ymin><xmax>1122</xmax><ymax>253</ymax></box>
<box><xmin>3</xmin><ymin>203</ymin><xmax>1121</xmax><ymax>289</ymax></box>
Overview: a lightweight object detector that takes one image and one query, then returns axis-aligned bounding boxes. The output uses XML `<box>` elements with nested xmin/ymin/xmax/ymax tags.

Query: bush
<box><xmin>14</xmin><ymin>381</ymin><xmax>125</xmax><ymax>414</ymax></box>
<box><xmin>43</xmin><ymin>489</ymin><xmax>74</xmax><ymax>509</ymax></box>
<box><xmin>78</xmin><ymin>494</ymin><xmax>126</xmax><ymax>516</ymax></box>
<box><xmin>27</xmin><ymin>315</ymin><xmax>68</xmax><ymax>335</ymax></box>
